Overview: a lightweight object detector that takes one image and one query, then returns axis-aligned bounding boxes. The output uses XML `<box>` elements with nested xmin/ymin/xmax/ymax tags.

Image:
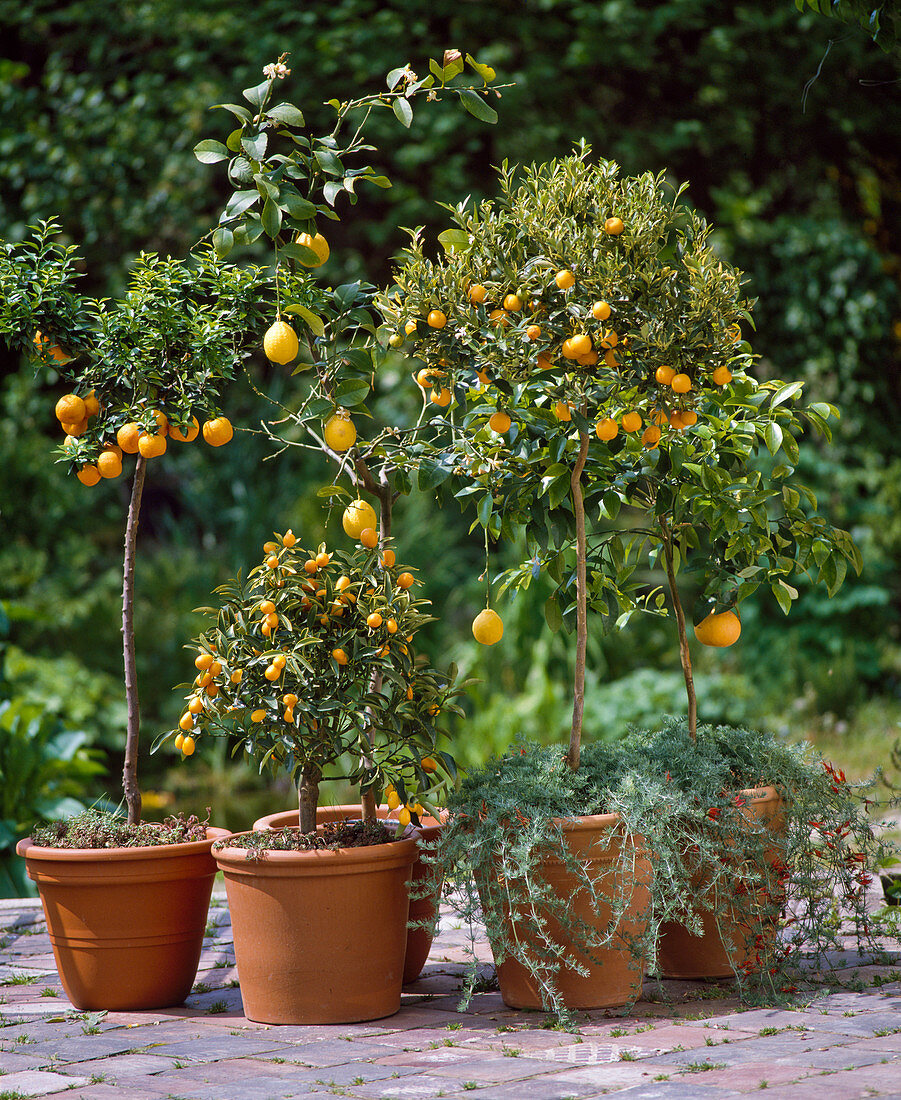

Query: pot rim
<box><xmin>213</xmin><ymin>829</ymin><xmax>418</xmax><ymax>867</ymax></box>
<box><xmin>16</xmin><ymin>825</ymin><xmax>229</xmax><ymax>863</ymax></box>
<box><xmin>253</xmin><ymin>804</ymin><xmax>446</xmax><ymax>836</ymax></box>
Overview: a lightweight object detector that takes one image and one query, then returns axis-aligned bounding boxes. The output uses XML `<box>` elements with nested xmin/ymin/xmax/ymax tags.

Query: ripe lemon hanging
<box><xmin>263</xmin><ymin>320</ymin><xmax>299</xmax><ymax>364</ymax></box>
<box><xmin>342</xmin><ymin>498</ymin><xmax>377</xmax><ymax>539</ymax></box>
<box><xmin>472</xmin><ymin>608</ymin><xmax>504</xmax><ymax>645</ymax></box>
<box><xmin>295</xmin><ymin>231</ymin><xmax>330</xmax><ymax>267</ymax></box>
<box><xmin>323</xmin><ymin>411</ymin><xmax>356</xmax><ymax>452</ymax></box>
<box><xmin>694</xmin><ymin>610</ymin><xmax>741</xmax><ymax>647</ymax></box>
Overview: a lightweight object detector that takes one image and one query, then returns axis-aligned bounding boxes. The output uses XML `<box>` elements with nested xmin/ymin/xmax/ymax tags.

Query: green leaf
<box><xmin>544</xmin><ymin>595</ymin><xmax>563</xmax><ymax>633</ymax></box>
<box><xmin>241</xmin><ymin>130</ymin><xmax>268</xmax><ymax>160</ymax></box>
<box><xmin>323</xmin><ymin>181</ymin><xmax>343</xmax><ymax>206</ymax></box>
<box><xmin>477</xmin><ymin>494</ymin><xmax>494</xmax><ymax>528</ymax></box>
<box><xmin>363</xmin><ymin>174</ymin><xmax>391</xmax><ymax>189</ymax></box>
<box><xmin>335</xmin><ymin>379</ymin><xmax>370</xmax><ymax>407</ymax></box>
<box><xmin>316</xmin><ymin>484</ymin><xmax>353</xmax><ymax>500</ymax></box>
<box><xmin>211</xmin><ymin>227</ymin><xmax>233</xmax><ymax>259</ymax></box>
<box><xmin>392</xmin><ymin>97</ymin><xmax>413</xmax><ymax>128</ymax></box>
<box><xmin>267</xmin><ymin>102</ymin><xmax>305</xmax><ymax>126</ymax></box>
<box><xmin>281</xmin><ymin>192</ymin><xmax>317</xmax><ymax>219</ymax></box>
<box><xmin>261</xmin><ymin>197</ymin><xmax>282</xmax><ymax>238</ymax></box>
<box><xmin>764</xmin><ymin>422</ymin><xmax>783</xmax><ymax>455</ymax></box>
<box><xmin>284</xmin><ymin>302</ymin><xmax>325</xmax><ymax>337</ymax></box>
<box><xmin>242</xmin><ymin>80</ymin><xmax>270</xmax><ymax>108</ymax></box>
<box><xmin>386</xmin><ymin>66</ymin><xmax>407</xmax><ymax>90</ymax></box>
<box><xmin>772</xmin><ymin>582</ymin><xmax>792</xmax><ymax>615</ymax></box>
<box><xmin>459</xmin><ymin>88</ymin><xmax>498</xmax><ymax>124</ymax></box>
<box><xmin>771</xmin><ymin>380</ymin><xmax>803</xmax><ymax>408</ymax></box>
<box><xmin>466</xmin><ymin>54</ymin><xmax>497</xmax><ymax>83</ymax></box>
<box><xmin>280</xmin><ymin>241</ymin><xmax>321</xmax><ymax>265</ymax></box>
<box><xmin>211</xmin><ymin>102</ymin><xmax>253</xmax><ymax>122</ymax></box>
<box><xmin>222</xmin><ymin>189</ymin><xmax>259</xmax><ymax>219</ymax></box>
<box><xmin>548</xmin><ymin>473</ymin><xmax>570</xmax><ymax>510</ymax></box>
<box><xmin>437</xmin><ymin>228</ymin><xmax>470</xmax><ymax>253</ymax></box>
<box><xmin>193</xmin><ymin>139</ymin><xmax>229</xmax><ymax>164</ymax></box>
<box><xmin>314</xmin><ymin>148</ymin><xmax>342</xmax><ymax>175</ymax></box>
<box><xmin>418</xmin><ymin>457</ymin><xmax>452</xmax><ymax>491</ymax></box>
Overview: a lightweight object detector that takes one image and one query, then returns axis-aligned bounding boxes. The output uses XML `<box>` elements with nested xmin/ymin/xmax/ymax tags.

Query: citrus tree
<box><xmin>157</xmin><ymin>530</ymin><xmax>461</xmax><ymax>832</ymax></box>
<box><xmin>0</xmin><ymin>224</ymin><xmax>289</xmax><ymax>823</ymax></box>
<box><xmin>377</xmin><ymin>147</ymin><xmax>861</xmax><ymax>763</ymax></box>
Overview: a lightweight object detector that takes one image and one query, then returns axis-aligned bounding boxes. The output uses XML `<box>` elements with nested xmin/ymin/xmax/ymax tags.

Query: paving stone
<box><xmin>143</xmin><ymin>1033</ymin><xmax>292</xmax><ymax>1060</ymax></box>
<box><xmin>331</xmin><ymin>1074</ymin><xmax>473</xmax><ymax>1098</ymax></box>
<box><xmin>450</xmin><ymin>1079</ymin><xmax>607</xmax><ymax>1100</ymax></box>
<box><xmin>61</xmin><ymin>1051</ymin><xmax>188</xmax><ymax>1079</ymax></box>
<box><xmin>148</xmin><ymin>1074</ymin><xmax>328</xmax><ymax>1099</ymax></box>
<box><xmin>525</xmin><ymin>1063</ymin><xmax>681</xmax><ymax>1090</ymax></box>
<box><xmin>275</xmin><ymin>1039</ymin><xmax>406</xmax><ymax>1066</ymax></box>
<box><xmin>24</xmin><ymin>1088</ymin><xmax>167</xmax><ymax>1100</ymax></box>
<box><xmin>0</xmin><ymin>1068</ymin><xmax>91</xmax><ymax>1095</ymax></box>
<box><xmin>0</xmin><ymin>1049</ymin><xmax>53</xmax><ymax>1073</ymax></box>
<box><xmin>639</xmin><ymin>1031</ymin><xmax>863</xmax><ymax>1069</ymax></box>
<box><xmin>24</xmin><ymin>1033</ymin><xmax>157</xmax><ymax>1063</ymax></box>
<box><xmin>597</xmin><ymin>1083</ymin><xmax>741</xmax><ymax>1098</ymax></box>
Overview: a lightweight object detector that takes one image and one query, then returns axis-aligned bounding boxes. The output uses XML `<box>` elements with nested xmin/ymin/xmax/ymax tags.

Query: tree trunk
<box><xmin>566</xmin><ymin>429</ymin><xmax>590</xmax><ymax>772</ymax></box>
<box><xmin>660</xmin><ymin>518</ymin><xmax>697</xmax><ymax>740</ymax></box>
<box><xmin>122</xmin><ymin>455</ymin><xmax>147</xmax><ymax>825</ymax></box>
<box><xmin>298</xmin><ymin>762</ymin><xmax>322</xmax><ymax>835</ymax></box>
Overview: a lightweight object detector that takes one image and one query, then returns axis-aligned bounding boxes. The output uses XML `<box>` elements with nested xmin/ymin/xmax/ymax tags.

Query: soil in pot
<box><xmin>215</xmin><ymin>825</ymin><xmax>417</xmax><ymax>1025</ymax></box>
<box><xmin>657</xmin><ymin>786</ymin><xmax>786</xmax><ymax>980</ymax></box>
<box><xmin>481</xmin><ymin>813</ymin><xmax>652</xmax><ymax>1011</ymax></box>
<box><xmin>254</xmin><ymin>805</ymin><xmax>443</xmax><ymax>984</ymax></box>
<box><xmin>16</xmin><ymin>826</ymin><xmax>228</xmax><ymax>1011</ymax></box>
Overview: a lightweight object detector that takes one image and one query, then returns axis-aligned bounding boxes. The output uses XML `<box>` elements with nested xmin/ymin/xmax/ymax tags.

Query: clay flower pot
<box><xmin>215</xmin><ymin>829</ymin><xmax>417</xmax><ymax>1025</ymax></box>
<box><xmin>253</xmin><ymin>805</ymin><xmax>444</xmax><ymax>984</ymax></box>
<box><xmin>657</xmin><ymin>786</ymin><xmax>786</xmax><ymax>979</ymax></box>
<box><xmin>16</xmin><ymin>827</ymin><xmax>228</xmax><ymax>1010</ymax></box>
<box><xmin>481</xmin><ymin>813</ymin><xmax>652</xmax><ymax>1011</ymax></box>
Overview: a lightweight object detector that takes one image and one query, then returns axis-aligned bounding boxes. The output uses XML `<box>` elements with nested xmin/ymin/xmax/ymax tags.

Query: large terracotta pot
<box><xmin>481</xmin><ymin>813</ymin><xmax>652</xmax><ymax>1011</ymax></box>
<box><xmin>657</xmin><ymin>786</ymin><xmax>786</xmax><ymax>979</ymax></box>
<box><xmin>215</xmin><ymin>829</ymin><xmax>417</xmax><ymax>1024</ymax></box>
<box><xmin>16</xmin><ymin>827</ymin><xmax>228</xmax><ymax>1011</ymax></box>
<box><xmin>253</xmin><ymin>805</ymin><xmax>443</xmax><ymax>984</ymax></box>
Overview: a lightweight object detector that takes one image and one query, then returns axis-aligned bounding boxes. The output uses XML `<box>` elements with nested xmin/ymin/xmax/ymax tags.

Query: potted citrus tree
<box><xmin>378</xmin><ymin>146</ymin><xmax>863</xmax><ymax>1014</ymax></box>
<box><xmin>163</xmin><ymin>525</ymin><xmax>461</xmax><ymax>1023</ymax></box>
<box><xmin>0</xmin><ymin>223</ymin><xmax>279</xmax><ymax>1010</ymax></box>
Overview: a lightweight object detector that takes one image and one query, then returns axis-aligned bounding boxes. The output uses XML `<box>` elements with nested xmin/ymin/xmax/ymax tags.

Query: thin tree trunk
<box><xmin>298</xmin><ymin>762</ymin><xmax>322</xmax><ymax>834</ymax></box>
<box><xmin>566</xmin><ymin>429</ymin><xmax>590</xmax><ymax>772</ymax></box>
<box><xmin>660</xmin><ymin>518</ymin><xmax>697</xmax><ymax>740</ymax></box>
<box><xmin>122</xmin><ymin>455</ymin><xmax>147</xmax><ymax>825</ymax></box>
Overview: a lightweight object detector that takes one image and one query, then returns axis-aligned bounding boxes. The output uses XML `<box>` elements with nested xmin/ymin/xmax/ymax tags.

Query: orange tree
<box><xmin>377</xmin><ymin>146</ymin><xmax>861</xmax><ymax>764</ymax></box>
<box><xmin>156</xmin><ymin>532</ymin><xmax>461</xmax><ymax>832</ymax></box>
<box><xmin>0</xmin><ymin>224</ymin><xmax>291</xmax><ymax>823</ymax></box>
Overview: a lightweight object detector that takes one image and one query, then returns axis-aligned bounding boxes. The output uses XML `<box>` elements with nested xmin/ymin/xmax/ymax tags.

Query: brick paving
<box><xmin>1</xmin><ymin>894</ymin><xmax>900</xmax><ymax>1099</ymax></box>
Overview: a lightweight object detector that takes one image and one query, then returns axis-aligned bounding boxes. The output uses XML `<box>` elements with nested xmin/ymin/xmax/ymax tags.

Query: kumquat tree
<box><xmin>377</xmin><ymin>146</ymin><xmax>861</xmax><ymax>761</ymax></box>
<box><xmin>0</xmin><ymin>224</ymin><xmax>284</xmax><ymax>823</ymax></box>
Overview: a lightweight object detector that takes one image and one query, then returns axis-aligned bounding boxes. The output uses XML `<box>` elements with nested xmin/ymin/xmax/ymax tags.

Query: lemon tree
<box><xmin>157</xmin><ymin>531</ymin><xmax>462</xmax><ymax>832</ymax></box>
<box><xmin>380</xmin><ymin>147</ymin><xmax>860</xmax><ymax>755</ymax></box>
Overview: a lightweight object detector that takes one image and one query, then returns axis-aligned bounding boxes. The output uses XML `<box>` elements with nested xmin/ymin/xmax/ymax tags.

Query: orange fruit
<box><xmin>670</xmin><ymin>411</ymin><xmax>685</xmax><ymax>430</ymax></box>
<box><xmin>599</xmin><ymin>329</ymin><xmax>618</xmax><ymax>349</ymax></box>
<box><xmin>263</xmin><ymin>320</ymin><xmax>299</xmax><ymax>364</ymax></box>
<box><xmin>655</xmin><ymin>365</ymin><xmax>675</xmax><ymax>386</ymax></box>
<box><xmin>427</xmin><ymin>309</ymin><xmax>447</xmax><ymax>329</ymax></box>
<box><xmin>181</xmin><ymin>735</ymin><xmax>196</xmax><ymax>756</ymax></box>
<box><xmin>55</xmin><ymin>394</ymin><xmax>86</xmax><ymax>424</ymax></box>
<box><xmin>681</xmin><ymin>409</ymin><xmax>698</xmax><ymax>426</ymax></box>
<box><xmin>117</xmin><ymin>422</ymin><xmax>141</xmax><ymax>453</ymax></box>
<box><xmin>671</xmin><ymin>374</ymin><xmax>692</xmax><ymax>394</ymax></box>
<box><xmin>82</xmin><ymin>389</ymin><xmax>100</xmax><ymax>418</ymax></box>
<box><xmin>203</xmin><ymin>417</ymin><xmax>234</xmax><ymax>447</ymax></box>
<box><xmin>405</xmin><ymin>320</ymin><xmax>418</xmax><ymax>336</ymax></box>
<box><xmin>367</xmin><ymin>612</ymin><xmax>383</xmax><ymax>630</ymax></box>
<box><xmin>694</xmin><ymin>610</ymin><xmax>741</xmax><ymax>647</ymax></box>
<box><xmin>592</xmin><ymin>301</ymin><xmax>612</xmax><ymax>321</ymax></box>
<box><xmin>641</xmin><ymin>425</ymin><xmax>662</xmax><ymax>448</ymax></box>
<box><xmin>188</xmin><ymin>696</ymin><xmax>204</xmax><ymax>715</ymax></box>
<box><xmin>562</xmin><ymin>333</ymin><xmax>591</xmax><ymax>359</ymax></box>
<box><xmin>138</xmin><ymin>432</ymin><xmax>167</xmax><ymax>458</ymax></box>
<box><xmin>554</xmin><ymin>401</ymin><xmax>572</xmax><ymax>422</ymax></box>
<box><xmin>170</xmin><ymin>416</ymin><xmax>200</xmax><ymax>443</ymax></box>
<box><xmin>525</xmin><ymin>325</ymin><xmax>542</xmax><ymax>341</ymax></box>
<box><xmin>96</xmin><ymin>450</ymin><xmax>123</xmax><ymax>479</ymax></box>
<box><xmin>342</xmin><ymin>499</ymin><xmax>377</xmax><ymax>539</ymax></box>
<box><xmin>251</xmin><ymin>709</ymin><xmax>266</xmax><ymax>723</ymax></box>
<box><xmin>469</xmin><ymin>284</ymin><xmax>488</xmax><ymax>305</ymax></box>
<box><xmin>35</xmin><ymin>332</ymin><xmax>72</xmax><ymax>363</ymax></box>
<box><xmin>179</xmin><ymin>712</ymin><xmax>194</xmax><ymax>732</ymax></box>
<box><xmin>604</xmin><ymin>349</ymin><xmax>622</xmax><ymax>368</ymax></box>
<box><xmin>316</xmin><ymin>551</ymin><xmax>331</xmax><ymax>567</ymax></box>
<box><xmin>381</xmin><ymin>549</ymin><xmax>396</xmax><ymax>568</ymax></box>
<box><xmin>76</xmin><ymin>464</ymin><xmax>101</xmax><ymax>486</ymax></box>
<box><xmin>472</xmin><ymin>608</ymin><xmax>503</xmax><ymax>645</ymax></box>
<box><xmin>360</xmin><ymin>527</ymin><xmax>378</xmax><ymax>549</ymax></box>
<box><xmin>622</xmin><ymin>411</ymin><xmax>643</xmax><ymax>433</ymax></box>
<box><xmin>150</xmin><ymin>410</ymin><xmax>169</xmax><ymax>436</ymax></box>
<box><xmin>489</xmin><ymin>411</ymin><xmax>511</xmax><ymax>433</ymax></box>
<box><xmin>282</xmin><ymin>529</ymin><xmax>297</xmax><ymax>548</ymax></box>
<box><xmin>421</xmin><ymin>756</ymin><xmax>438</xmax><ymax>772</ymax></box>
<box><xmin>416</xmin><ymin>366</ymin><xmax>444</xmax><ymax>389</ymax></box>
<box><xmin>712</xmin><ymin>366</ymin><xmax>733</xmax><ymax>386</ymax></box>
<box><xmin>488</xmin><ymin>308</ymin><xmax>509</xmax><ymax>327</ymax></box>
<box><xmin>555</xmin><ymin>269</ymin><xmax>575</xmax><ymax>290</ymax></box>
<box><xmin>595</xmin><ymin>418</ymin><xmax>619</xmax><ymax>441</ymax></box>
<box><xmin>61</xmin><ymin>418</ymin><xmax>88</xmax><ymax>436</ymax></box>
<box><xmin>604</xmin><ymin>216</ymin><xmax>624</xmax><ymax>236</ymax></box>
<box><xmin>195</xmin><ymin>653</ymin><xmax>214</xmax><ymax>670</ymax></box>
<box><xmin>577</xmin><ymin>351</ymin><xmax>599</xmax><ymax>367</ymax></box>
<box><xmin>386</xmin><ymin>617</ymin><xmax>398</xmax><ymax>633</ymax></box>
<box><xmin>397</xmin><ymin>572</ymin><xmax>415</xmax><ymax>590</ymax></box>
<box><xmin>503</xmin><ymin>294</ymin><xmax>523</xmax><ymax>312</ymax></box>
<box><xmin>323</xmin><ymin>412</ymin><xmax>356</xmax><ymax>452</ymax></box>
<box><xmin>431</xmin><ymin>387</ymin><xmax>452</xmax><ymax>407</ymax></box>
<box><xmin>332</xmin><ymin>648</ymin><xmax>349</xmax><ymax>665</ymax></box>
<box><xmin>295</xmin><ymin>231</ymin><xmax>330</xmax><ymax>266</ymax></box>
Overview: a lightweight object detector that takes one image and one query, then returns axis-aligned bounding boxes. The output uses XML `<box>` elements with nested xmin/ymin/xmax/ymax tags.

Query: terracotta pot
<box><xmin>16</xmin><ymin>827</ymin><xmax>228</xmax><ymax>1011</ymax></box>
<box><xmin>480</xmin><ymin>813</ymin><xmax>652</xmax><ymax>1011</ymax></box>
<box><xmin>657</xmin><ymin>786</ymin><xmax>786</xmax><ymax>979</ymax></box>
<box><xmin>216</xmin><ymin>829</ymin><xmax>417</xmax><ymax>1024</ymax></box>
<box><xmin>253</xmin><ymin>805</ymin><xmax>443</xmax><ymax>983</ymax></box>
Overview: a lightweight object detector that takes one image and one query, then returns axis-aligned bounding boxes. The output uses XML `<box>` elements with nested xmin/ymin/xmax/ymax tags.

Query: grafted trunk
<box><xmin>660</xmin><ymin>518</ymin><xmax>697</xmax><ymax>740</ymax></box>
<box><xmin>122</xmin><ymin>455</ymin><xmax>147</xmax><ymax>825</ymax></box>
<box><xmin>566</xmin><ymin>429</ymin><xmax>590</xmax><ymax>772</ymax></box>
<box><xmin>298</xmin><ymin>762</ymin><xmax>322</xmax><ymax>834</ymax></box>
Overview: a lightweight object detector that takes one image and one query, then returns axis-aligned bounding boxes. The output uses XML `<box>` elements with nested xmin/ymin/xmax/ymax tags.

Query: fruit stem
<box><xmin>122</xmin><ymin>454</ymin><xmax>147</xmax><ymax>825</ymax></box>
<box><xmin>298</xmin><ymin>762</ymin><xmax>322</xmax><ymax>834</ymax></box>
<box><xmin>660</xmin><ymin>517</ymin><xmax>697</xmax><ymax>741</ymax></box>
<box><xmin>566</xmin><ymin>428</ymin><xmax>590</xmax><ymax>772</ymax></box>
